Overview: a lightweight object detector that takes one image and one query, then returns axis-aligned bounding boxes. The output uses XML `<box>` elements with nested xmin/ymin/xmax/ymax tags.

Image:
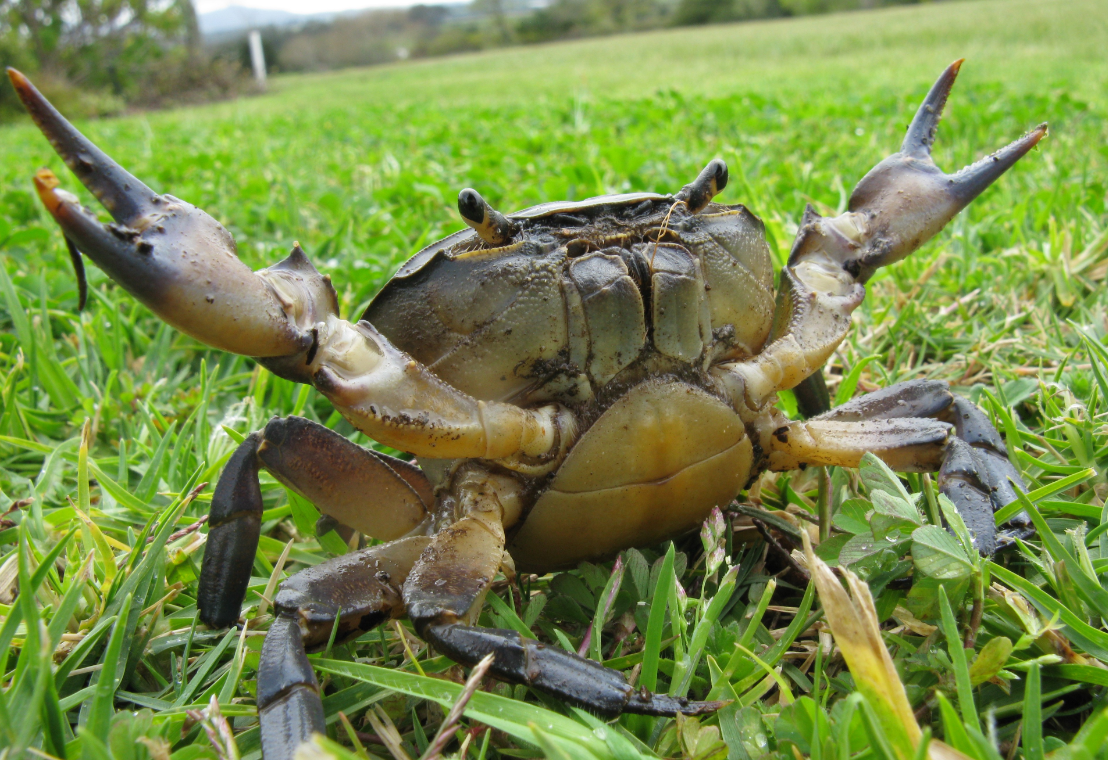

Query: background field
<box><xmin>1</xmin><ymin>0</ymin><xmax>1107</xmax><ymax>758</ymax></box>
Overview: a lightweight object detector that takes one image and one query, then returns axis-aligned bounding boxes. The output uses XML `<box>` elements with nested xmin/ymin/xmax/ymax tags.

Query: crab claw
<box><xmin>797</xmin><ymin>60</ymin><xmax>1047</xmax><ymax>282</ymax></box>
<box><xmin>8</xmin><ymin>68</ymin><xmax>314</xmax><ymax>359</ymax></box>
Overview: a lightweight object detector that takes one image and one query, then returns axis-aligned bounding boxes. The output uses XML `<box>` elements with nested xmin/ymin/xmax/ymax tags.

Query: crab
<box><xmin>8</xmin><ymin>62</ymin><xmax>1045</xmax><ymax>760</ymax></box>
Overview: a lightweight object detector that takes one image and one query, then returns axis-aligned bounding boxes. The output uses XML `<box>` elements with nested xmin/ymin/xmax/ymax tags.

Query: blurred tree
<box><xmin>2</xmin><ymin>0</ymin><xmax>197</xmax><ymax>85</ymax></box>
<box><xmin>472</xmin><ymin>0</ymin><xmax>513</xmax><ymax>42</ymax></box>
<box><xmin>1</xmin><ymin>0</ymin><xmax>241</xmax><ymax>120</ymax></box>
<box><xmin>516</xmin><ymin>0</ymin><xmax>671</xmax><ymax>41</ymax></box>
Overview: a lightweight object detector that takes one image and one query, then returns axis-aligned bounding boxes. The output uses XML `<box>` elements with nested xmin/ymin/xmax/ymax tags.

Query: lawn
<box><xmin>0</xmin><ymin>0</ymin><xmax>1106</xmax><ymax>758</ymax></box>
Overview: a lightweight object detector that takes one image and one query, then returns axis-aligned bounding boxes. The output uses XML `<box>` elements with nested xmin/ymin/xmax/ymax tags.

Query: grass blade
<box><xmin>1022</xmin><ymin>662</ymin><xmax>1043</xmax><ymax>760</ymax></box>
<box><xmin>937</xmin><ymin>585</ymin><xmax>978</xmax><ymax>733</ymax></box>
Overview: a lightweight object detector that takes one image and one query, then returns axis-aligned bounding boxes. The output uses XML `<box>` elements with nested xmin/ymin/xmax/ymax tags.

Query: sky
<box><xmin>195</xmin><ymin>0</ymin><xmax>415</xmax><ymax>16</ymax></box>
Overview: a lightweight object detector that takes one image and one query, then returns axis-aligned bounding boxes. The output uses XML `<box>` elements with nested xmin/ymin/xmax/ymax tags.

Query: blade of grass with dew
<box><xmin>989</xmin><ymin>563</ymin><xmax>1108</xmax><ymax>659</ymax></box>
<box><xmin>81</xmin><ymin>592</ymin><xmax>133</xmax><ymax>747</ymax></box>
<box><xmin>640</xmin><ymin>542</ymin><xmax>674</xmax><ymax>694</ymax></box>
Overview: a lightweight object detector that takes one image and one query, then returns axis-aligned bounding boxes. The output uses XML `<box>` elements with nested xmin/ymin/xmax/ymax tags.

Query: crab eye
<box><xmin>677</xmin><ymin>158</ymin><xmax>729</xmax><ymax>213</ymax></box>
<box><xmin>457</xmin><ymin>188</ymin><xmax>518</xmax><ymax>246</ymax></box>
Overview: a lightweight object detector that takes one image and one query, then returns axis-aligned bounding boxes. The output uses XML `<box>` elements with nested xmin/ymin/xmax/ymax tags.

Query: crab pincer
<box><xmin>826</xmin><ymin>59</ymin><xmax>1048</xmax><ymax>281</ymax></box>
<box><xmin>730</xmin><ymin>60</ymin><xmax>1044</xmax><ymax>551</ymax></box>
<box><xmin>7</xmin><ymin>67</ymin><xmax>318</xmax><ymax>360</ymax></box>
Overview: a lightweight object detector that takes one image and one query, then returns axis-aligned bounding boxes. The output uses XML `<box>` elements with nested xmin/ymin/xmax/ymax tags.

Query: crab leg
<box><xmin>258</xmin><ymin>536</ymin><xmax>429</xmax><ymax>760</ymax></box>
<box><xmin>9</xmin><ymin>68</ymin><xmax>571</xmax><ymax>466</ymax></box>
<box><xmin>404</xmin><ymin>465</ymin><xmax>726</xmax><ymax>718</ymax></box>
<box><xmin>719</xmin><ymin>61</ymin><xmax>1046</xmax><ymax>411</ymax></box>
<box><xmin>200</xmin><ymin>416</ymin><xmax>431</xmax><ymax>627</ymax></box>
<box><xmin>764</xmin><ymin>380</ymin><xmax>1030</xmax><ymax>553</ymax></box>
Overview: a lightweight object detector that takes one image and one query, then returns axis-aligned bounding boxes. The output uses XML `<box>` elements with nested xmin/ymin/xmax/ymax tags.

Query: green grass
<box><xmin>0</xmin><ymin>0</ymin><xmax>1106</xmax><ymax>758</ymax></box>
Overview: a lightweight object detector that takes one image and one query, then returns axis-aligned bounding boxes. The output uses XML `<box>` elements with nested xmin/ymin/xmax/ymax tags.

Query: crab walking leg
<box><xmin>258</xmin><ymin>537</ymin><xmax>430</xmax><ymax>760</ymax></box>
<box><xmin>9</xmin><ymin>69</ymin><xmax>571</xmax><ymax>466</ymax></box>
<box><xmin>719</xmin><ymin>61</ymin><xmax>1046</xmax><ymax>412</ymax></box>
<box><xmin>764</xmin><ymin>380</ymin><xmax>1030</xmax><ymax>553</ymax></box>
<box><xmin>200</xmin><ymin>416</ymin><xmax>431</xmax><ymax>627</ymax></box>
<box><xmin>404</xmin><ymin>467</ymin><xmax>725</xmax><ymax>717</ymax></box>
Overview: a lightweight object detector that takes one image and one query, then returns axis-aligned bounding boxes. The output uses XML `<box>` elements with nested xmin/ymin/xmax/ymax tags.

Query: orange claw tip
<box><xmin>5</xmin><ymin>68</ymin><xmax>34</xmax><ymax>99</ymax></box>
<box><xmin>33</xmin><ymin>168</ymin><xmax>60</xmax><ymax>191</ymax></box>
<box><xmin>32</xmin><ymin>169</ymin><xmax>68</xmax><ymax>215</ymax></box>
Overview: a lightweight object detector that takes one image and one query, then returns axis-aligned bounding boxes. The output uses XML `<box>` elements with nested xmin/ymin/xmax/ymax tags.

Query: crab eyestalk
<box><xmin>7</xmin><ymin>67</ymin><xmax>316</xmax><ymax>360</ymax></box>
<box><xmin>677</xmin><ymin>159</ymin><xmax>728</xmax><ymax>214</ymax></box>
<box><xmin>458</xmin><ymin>188</ymin><xmax>519</xmax><ymax>246</ymax></box>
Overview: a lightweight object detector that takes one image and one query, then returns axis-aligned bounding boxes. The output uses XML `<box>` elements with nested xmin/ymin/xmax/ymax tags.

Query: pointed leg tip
<box><xmin>902</xmin><ymin>61</ymin><xmax>968</xmax><ymax>158</ymax></box>
<box><xmin>33</xmin><ymin>168</ymin><xmax>59</xmax><ymax>189</ymax></box>
<box><xmin>946</xmin><ymin>121</ymin><xmax>1048</xmax><ymax>203</ymax></box>
<box><xmin>936</xmin><ymin>58</ymin><xmax>963</xmax><ymax>90</ymax></box>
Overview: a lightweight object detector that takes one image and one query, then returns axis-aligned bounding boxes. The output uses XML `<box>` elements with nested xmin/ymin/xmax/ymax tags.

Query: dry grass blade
<box><xmin>802</xmin><ymin>533</ymin><xmax>976</xmax><ymax>760</ymax></box>
<box><xmin>367</xmin><ymin>704</ymin><xmax>415</xmax><ymax>760</ymax></box>
<box><xmin>420</xmin><ymin>652</ymin><xmax>495</xmax><ymax>760</ymax></box>
<box><xmin>255</xmin><ymin>538</ymin><xmax>294</xmax><ymax>622</ymax></box>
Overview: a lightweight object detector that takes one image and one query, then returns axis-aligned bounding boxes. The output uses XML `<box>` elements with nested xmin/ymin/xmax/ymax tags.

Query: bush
<box><xmin>0</xmin><ymin>0</ymin><xmax>245</xmax><ymax>122</ymax></box>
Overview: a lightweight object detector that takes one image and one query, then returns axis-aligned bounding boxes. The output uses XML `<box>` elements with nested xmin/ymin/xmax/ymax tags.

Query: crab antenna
<box><xmin>6</xmin><ymin>68</ymin><xmax>158</xmax><ymax>226</ymax></box>
<box><xmin>676</xmin><ymin>159</ymin><xmax>728</xmax><ymax>214</ymax></box>
<box><xmin>901</xmin><ymin>59</ymin><xmax>963</xmax><ymax>159</ymax></box>
<box><xmin>458</xmin><ymin>188</ymin><xmax>518</xmax><ymax>246</ymax></box>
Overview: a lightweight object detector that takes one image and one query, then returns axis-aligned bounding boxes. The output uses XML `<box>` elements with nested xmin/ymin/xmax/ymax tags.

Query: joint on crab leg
<box><xmin>458</xmin><ymin>188</ymin><xmax>519</xmax><ymax>246</ymax></box>
<box><xmin>937</xmin><ymin>396</ymin><xmax>1031</xmax><ymax>549</ymax></box>
<box><xmin>258</xmin><ymin>615</ymin><xmax>326</xmax><ymax>760</ymax></box>
<box><xmin>255</xmin><ymin>416</ymin><xmax>431</xmax><ymax>539</ymax></box>
<box><xmin>307</xmin><ymin>316</ymin><xmax>576</xmax><ymax>465</ymax></box>
<box><xmin>197</xmin><ymin>416</ymin><xmax>434</xmax><ymax>628</ymax></box>
<box><xmin>677</xmin><ymin>159</ymin><xmax>729</xmax><ymax>214</ymax></box>
<box><xmin>252</xmin><ymin>537</ymin><xmax>428</xmax><ymax>760</ymax></box>
<box><xmin>404</xmin><ymin>466</ymin><xmax>725</xmax><ymax>717</ymax></box>
<box><xmin>764</xmin><ymin>380</ymin><xmax>1030</xmax><ymax>553</ymax></box>
<box><xmin>274</xmin><ymin>536</ymin><xmax>429</xmax><ymax>646</ymax></box>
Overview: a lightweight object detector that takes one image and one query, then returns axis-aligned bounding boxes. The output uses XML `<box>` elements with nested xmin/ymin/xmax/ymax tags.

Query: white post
<box><xmin>248</xmin><ymin>30</ymin><xmax>267</xmax><ymax>87</ymax></box>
